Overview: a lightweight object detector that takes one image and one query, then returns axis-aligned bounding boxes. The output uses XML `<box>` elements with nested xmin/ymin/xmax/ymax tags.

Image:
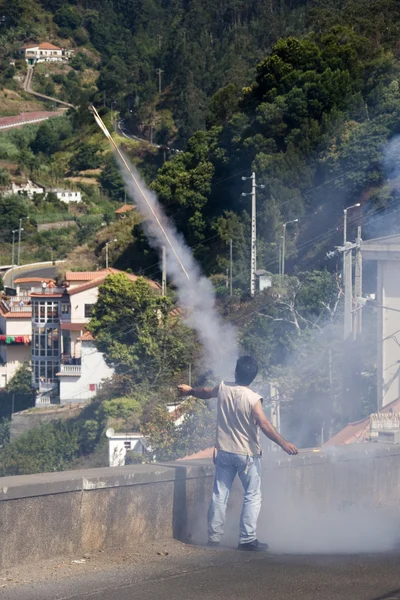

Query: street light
<box><xmin>105</xmin><ymin>239</ymin><xmax>117</xmax><ymax>269</ymax></box>
<box><xmin>343</xmin><ymin>203</ymin><xmax>360</xmax><ymax>244</ymax></box>
<box><xmin>18</xmin><ymin>216</ymin><xmax>29</xmax><ymax>266</ymax></box>
<box><xmin>11</xmin><ymin>229</ymin><xmax>19</xmax><ymax>267</ymax></box>
<box><xmin>281</xmin><ymin>219</ymin><xmax>299</xmax><ymax>278</ymax></box>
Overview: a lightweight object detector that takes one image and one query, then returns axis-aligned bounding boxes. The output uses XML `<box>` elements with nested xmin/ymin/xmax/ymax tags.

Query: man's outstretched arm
<box><xmin>252</xmin><ymin>400</ymin><xmax>298</xmax><ymax>455</ymax></box>
<box><xmin>177</xmin><ymin>384</ymin><xmax>219</xmax><ymax>400</ymax></box>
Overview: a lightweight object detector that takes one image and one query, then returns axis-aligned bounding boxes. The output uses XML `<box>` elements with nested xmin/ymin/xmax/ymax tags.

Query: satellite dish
<box><xmin>106</xmin><ymin>428</ymin><xmax>115</xmax><ymax>438</ymax></box>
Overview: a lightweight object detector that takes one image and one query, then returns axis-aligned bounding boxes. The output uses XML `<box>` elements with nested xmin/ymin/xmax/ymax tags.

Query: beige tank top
<box><xmin>216</xmin><ymin>381</ymin><xmax>262</xmax><ymax>457</ymax></box>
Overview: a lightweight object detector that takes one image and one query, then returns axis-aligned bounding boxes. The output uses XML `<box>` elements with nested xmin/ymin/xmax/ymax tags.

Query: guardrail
<box><xmin>59</xmin><ymin>364</ymin><xmax>81</xmax><ymax>375</ymax></box>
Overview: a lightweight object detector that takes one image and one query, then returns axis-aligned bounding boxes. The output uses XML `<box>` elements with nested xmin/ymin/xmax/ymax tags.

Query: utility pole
<box><xmin>161</xmin><ymin>246</ymin><xmax>167</xmax><ymax>296</ymax></box>
<box><xmin>278</xmin><ymin>236</ymin><xmax>282</xmax><ymax>279</ymax></box>
<box><xmin>353</xmin><ymin>225</ymin><xmax>362</xmax><ymax>338</ymax></box>
<box><xmin>342</xmin><ymin>203</ymin><xmax>360</xmax><ymax>340</ymax></box>
<box><xmin>156</xmin><ymin>68</ymin><xmax>164</xmax><ymax>94</ymax></box>
<box><xmin>242</xmin><ymin>172</ymin><xmax>264</xmax><ymax>297</ymax></box>
<box><xmin>18</xmin><ymin>217</ymin><xmax>28</xmax><ymax>266</ymax></box>
<box><xmin>282</xmin><ymin>219</ymin><xmax>299</xmax><ymax>279</ymax></box>
<box><xmin>343</xmin><ymin>242</ymin><xmax>353</xmax><ymax>339</ymax></box>
<box><xmin>229</xmin><ymin>239</ymin><xmax>233</xmax><ymax>297</ymax></box>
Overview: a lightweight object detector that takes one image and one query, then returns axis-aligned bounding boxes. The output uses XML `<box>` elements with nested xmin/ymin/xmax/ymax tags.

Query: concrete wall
<box><xmin>2</xmin><ymin>445</ymin><xmax>400</xmax><ymax>570</ymax></box>
<box><xmin>0</xmin><ymin>462</ymin><xmax>214</xmax><ymax>570</ymax></box>
<box><xmin>10</xmin><ymin>404</ymin><xmax>83</xmax><ymax>440</ymax></box>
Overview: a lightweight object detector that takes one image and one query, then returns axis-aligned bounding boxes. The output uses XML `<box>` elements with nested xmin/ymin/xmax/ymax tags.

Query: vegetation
<box><xmin>0</xmin><ymin>0</ymin><xmax>398</xmax><ymax>470</ymax></box>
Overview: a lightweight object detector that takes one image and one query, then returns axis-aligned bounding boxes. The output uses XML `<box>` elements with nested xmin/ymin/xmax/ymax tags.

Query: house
<box><xmin>48</xmin><ymin>188</ymin><xmax>82</xmax><ymax>204</ymax></box>
<box><xmin>4</xmin><ymin>180</ymin><xmax>44</xmax><ymax>199</ymax></box>
<box><xmin>31</xmin><ymin>268</ymin><xmax>160</xmax><ymax>404</ymax></box>
<box><xmin>0</xmin><ymin>293</ymin><xmax>32</xmax><ymax>389</ymax></box>
<box><xmin>106</xmin><ymin>430</ymin><xmax>149</xmax><ymax>467</ymax></box>
<box><xmin>115</xmin><ymin>204</ymin><xmax>136</xmax><ymax>218</ymax></box>
<box><xmin>19</xmin><ymin>43</ymin><xmax>64</xmax><ymax>65</ymax></box>
<box><xmin>324</xmin><ymin>397</ymin><xmax>400</xmax><ymax>446</ymax></box>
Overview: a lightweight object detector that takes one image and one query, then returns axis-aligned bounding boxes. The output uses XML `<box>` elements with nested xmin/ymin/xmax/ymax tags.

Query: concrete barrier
<box><xmin>1</xmin><ymin>444</ymin><xmax>400</xmax><ymax>569</ymax></box>
<box><xmin>0</xmin><ymin>461</ymin><xmax>214</xmax><ymax>570</ymax></box>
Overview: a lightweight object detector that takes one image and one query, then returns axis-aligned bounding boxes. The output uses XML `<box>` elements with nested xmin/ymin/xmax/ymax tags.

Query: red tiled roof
<box><xmin>38</xmin><ymin>43</ymin><xmax>62</xmax><ymax>50</ymax></box>
<box><xmin>179</xmin><ymin>448</ymin><xmax>214</xmax><ymax>461</ymax></box>
<box><xmin>77</xmin><ymin>330</ymin><xmax>94</xmax><ymax>341</ymax></box>
<box><xmin>115</xmin><ymin>204</ymin><xmax>136</xmax><ymax>214</ymax></box>
<box><xmin>67</xmin><ymin>268</ymin><xmax>160</xmax><ymax>295</ymax></box>
<box><xmin>60</xmin><ymin>322</ymin><xmax>85</xmax><ymax>331</ymax></box>
<box><xmin>324</xmin><ymin>396</ymin><xmax>400</xmax><ymax>446</ymax></box>
<box><xmin>65</xmin><ymin>270</ymin><xmax>111</xmax><ymax>281</ymax></box>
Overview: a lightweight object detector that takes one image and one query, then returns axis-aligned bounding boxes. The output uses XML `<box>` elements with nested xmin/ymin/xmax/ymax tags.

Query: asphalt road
<box><xmin>3</xmin><ymin>264</ymin><xmax>62</xmax><ymax>288</ymax></box>
<box><xmin>6</xmin><ymin>548</ymin><xmax>400</xmax><ymax>600</ymax></box>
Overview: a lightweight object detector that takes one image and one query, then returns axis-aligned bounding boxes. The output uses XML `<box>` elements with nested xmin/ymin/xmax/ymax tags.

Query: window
<box><xmin>85</xmin><ymin>304</ymin><xmax>94</xmax><ymax>318</ymax></box>
<box><xmin>89</xmin><ymin>383</ymin><xmax>96</xmax><ymax>392</ymax></box>
<box><xmin>124</xmin><ymin>441</ymin><xmax>131</xmax><ymax>450</ymax></box>
<box><xmin>61</xmin><ymin>303</ymin><xmax>70</xmax><ymax>315</ymax></box>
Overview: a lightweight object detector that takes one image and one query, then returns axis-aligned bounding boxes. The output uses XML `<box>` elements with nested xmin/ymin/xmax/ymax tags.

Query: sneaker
<box><xmin>238</xmin><ymin>539</ymin><xmax>269</xmax><ymax>552</ymax></box>
<box><xmin>207</xmin><ymin>540</ymin><xmax>220</xmax><ymax>547</ymax></box>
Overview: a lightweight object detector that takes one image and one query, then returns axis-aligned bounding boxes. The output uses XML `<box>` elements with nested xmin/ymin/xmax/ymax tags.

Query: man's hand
<box><xmin>177</xmin><ymin>384</ymin><xmax>193</xmax><ymax>397</ymax></box>
<box><xmin>281</xmin><ymin>442</ymin><xmax>298</xmax><ymax>455</ymax></box>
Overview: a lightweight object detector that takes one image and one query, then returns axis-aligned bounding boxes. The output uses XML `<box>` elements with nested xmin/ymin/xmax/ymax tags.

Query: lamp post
<box><xmin>105</xmin><ymin>239</ymin><xmax>117</xmax><ymax>269</ymax></box>
<box><xmin>281</xmin><ymin>219</ymin><xmax>298</xmax><ymax>279</ymax></box>
<box><xmin>343</xmin><ymin>203</ymin><xmax>360</xmax><ymax>244</ymax></box>
<box><xmin>11</xmin><ymin>229</ymin><xmax>18</xmax><ymax>267</ymax></box>
<box><xmin>18</xmin><ymin>216</ymin><xmax>29</xmax><ymax>266</ymax></box>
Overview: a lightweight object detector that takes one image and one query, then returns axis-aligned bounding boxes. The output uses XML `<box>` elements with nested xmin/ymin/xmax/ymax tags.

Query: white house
<box><xmin>57</xmin><ymin>330</ymin><xmax>114</xmax><ymax>404</ymax></box>
<box><xmin>106</xmin><ymin>430</ymin><xmax>149</xmax><ymax>467</ymax></box>
<box><xmin>5</xmin><ymin>180</ymin><xmax>44</xmax><ymax>199</ymax></box>
<box><xmin>19</xmin><ymin>43</ymin><xmax>65</xmax><ymax>65</ymax></box>
<box><xmin>48</xmin><ymin>188</ymin><xmax>82</xmax><ymax>204</ymax></box>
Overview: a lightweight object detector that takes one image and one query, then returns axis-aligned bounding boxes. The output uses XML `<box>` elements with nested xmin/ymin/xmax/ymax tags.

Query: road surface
<box><xmin>3</xmin><ymin>263</ymin><xmax>63</xmax><ymax>288</ymax></box>
<box><xmin>4</xmin><ymin>544</ymin><xmax>400</xmax><ymax>600</ymax></box>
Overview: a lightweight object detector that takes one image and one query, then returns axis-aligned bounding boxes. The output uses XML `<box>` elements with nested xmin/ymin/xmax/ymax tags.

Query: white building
<box><xmin>362</xmin><ymin>234</ymin><xmax>400</xmax><ymax>408</ymax></box>
<box><xmin>31</xmin><ymin>268</ymin><xmax>160</xmax><ymax>405</ymax></box>
<box><xmin>19</xmin><ymin>43</ymin><xmax>65</xmax><ymax>65</ymax></box>
<box><xmin>48</xmin><ymin>188</ymin><xmax>82</xmax><ymax>204</ymax></box>
<box><xmin>0</xmin><ymin>293</ymin><xmax>32</xmax><ymax>388</ymax></box>
<box><xmin>107</xmin><ymin>430</ymin><xmax>149</xmax><ymax>467</ymax></box>
<box><xmin>57</xmin><ymin>330</ymin><xmax>114</xmax><ymax>404</ymax></box>
<box><xmin>5</xmin><ymin>180</ymin><xmax>44</xmax><ymax>199</ymax></box>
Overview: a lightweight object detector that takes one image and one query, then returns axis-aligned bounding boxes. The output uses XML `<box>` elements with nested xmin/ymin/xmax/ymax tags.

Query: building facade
<box><xmin>19</xmin><ymin>43</ymin><xmax>66</xmax><ymax>64</ymax></box>
<box><xmin>0</xmin><ymin>293</ymin><xmax>32</xmax><ymax>388</ymax></box>
<box><xmin>48</xmin><ymin>188</ymin><xmax>82</xmax><ymax>204</ymax></box>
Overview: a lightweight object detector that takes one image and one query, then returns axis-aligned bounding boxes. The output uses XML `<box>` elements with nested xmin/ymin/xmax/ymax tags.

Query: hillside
<box><xmin>0</xmin><ymin>0</ymin><xmax>399</xmax><ymax>464</ymax></box>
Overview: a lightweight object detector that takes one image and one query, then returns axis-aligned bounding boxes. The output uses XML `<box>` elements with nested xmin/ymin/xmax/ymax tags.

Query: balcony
<box><xmin>30</xmin><ymin>287</ymin><xmax>66</xmax><ymax>296</ymax></box>
<box><xmin>58</xmin><ymin>364</ymin><xmax>81</xmax><ymax>376</ymax></box>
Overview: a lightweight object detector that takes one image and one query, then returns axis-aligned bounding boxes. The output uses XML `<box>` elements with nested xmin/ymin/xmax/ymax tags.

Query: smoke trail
<box><xmin>115</xmin><ymin>153</ymin><xmax>239</xmax><ymax>379</ymax></box>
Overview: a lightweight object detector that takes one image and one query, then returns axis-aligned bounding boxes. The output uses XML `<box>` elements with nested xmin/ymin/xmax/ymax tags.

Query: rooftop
<box><xmin>115</xmin><ymin>204</ymin><xmax>136</xmax><ymax>214</ymax></box>
<box><xmin>23</xmin><ymin>42</ymin><xmax>62</xmax><ymax>51</ymax></box>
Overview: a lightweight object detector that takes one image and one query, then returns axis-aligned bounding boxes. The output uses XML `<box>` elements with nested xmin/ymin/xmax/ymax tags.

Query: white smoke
<box><xmin>116</xmin><ymin>153</ymin><xmax>239</xmax><ymax>379</ymax></box>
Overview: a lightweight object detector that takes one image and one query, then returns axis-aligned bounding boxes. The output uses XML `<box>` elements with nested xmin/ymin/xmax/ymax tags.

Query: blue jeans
<box><xmin>208</xmin><ymin>450</ymin><xmax>262</xmax><ymax>544</ymax></box>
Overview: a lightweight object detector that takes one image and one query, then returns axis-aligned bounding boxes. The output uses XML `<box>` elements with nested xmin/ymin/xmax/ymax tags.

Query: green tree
<box><xmin>88</xmin><ymin>274</ymin><xmax>196</xmax><ymax>386</ymax></box>
<box><xmin>70</xmin><ymin>143</ymin><xmax>102</xmax><ymax>172</ymax></box>
<box><xmin>54</xmin><ymin>5</ymin><xmax>82</xmax><ymax>30</ymax></box>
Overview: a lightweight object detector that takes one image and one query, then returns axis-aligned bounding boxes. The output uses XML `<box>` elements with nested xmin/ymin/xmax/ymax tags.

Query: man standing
<box><xmin>178</xmin><ymin>356</ymin><xmax>298</xmax><ymax>552</ymax></box>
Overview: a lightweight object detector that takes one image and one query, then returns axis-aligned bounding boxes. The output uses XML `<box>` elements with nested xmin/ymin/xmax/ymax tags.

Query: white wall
<box><xmin>377</xmin><ymin>260</ymin><xmax>400</xmax><ymax>407</ymax></box>
<box><xmin>69</xmin><ymin>287</ymin><xmax>99</xmax><ymax>323</ymax></box>
<box><xmin>0</xmin><ymin>345</ymin><xmax>31</xmax><ymax>388</ymax></box>
<box><xmin>59</xmin><ymin>341</ymin><xmax>113</xmax><ymax>404</ymax></box>
<box><xmin>108</xmin><ymin>436</ymin><xmax>147</xmax><ymax>467</ymax></box>
<box><xmin>4</xmin><ymin>317</ymin><xmax>32</xmax><ymax>336</ymax></box>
